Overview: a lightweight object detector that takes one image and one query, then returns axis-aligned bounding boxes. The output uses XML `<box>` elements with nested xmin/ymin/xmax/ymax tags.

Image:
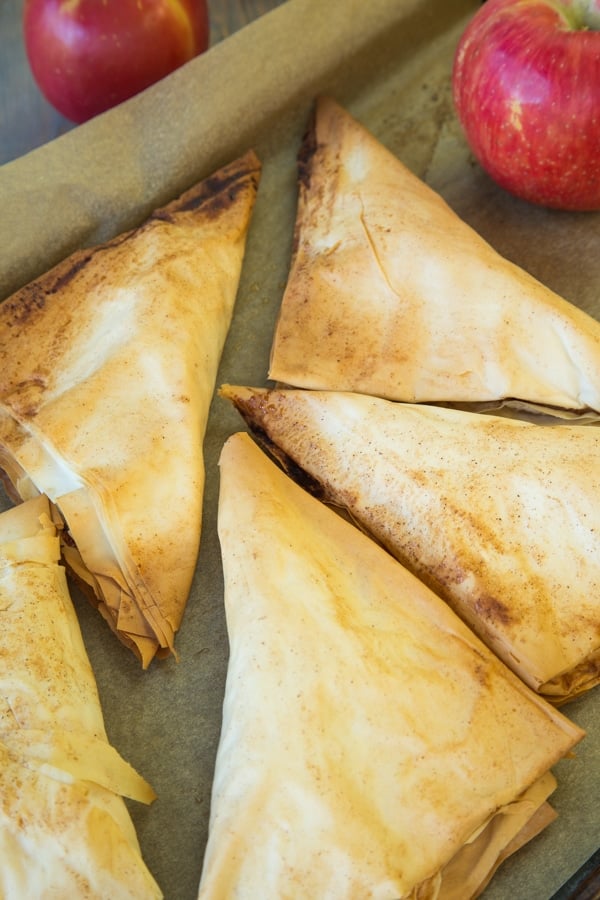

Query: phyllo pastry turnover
<box><xmin>269</xmin><ymin>96</ymin><xmax>600</xmax><ymax>419</ymax></box>
<box><xmin>223</xmin><ymin>385</ymin><xmax>600</xmax><ymax>704</ymax></box>
<box><xmin>197</xmin><ymin>431</ymin><xmax>584</xmax><ymax>900</ymax></box>
<box><xmin>0</xmin><ymin>151</ymin><xmax>261</xmax><ymax>666</ymax></box>
<box><xmin>0</xmin><ymin>495</ymin><xmax>161</xmax><ymax>897</ymax></box>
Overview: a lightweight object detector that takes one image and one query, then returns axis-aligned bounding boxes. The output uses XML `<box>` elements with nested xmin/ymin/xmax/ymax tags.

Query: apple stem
<box><xmin>570</xmin><ymin>0</ymin><xmax>600</xmax><ymax>30</ymax></box>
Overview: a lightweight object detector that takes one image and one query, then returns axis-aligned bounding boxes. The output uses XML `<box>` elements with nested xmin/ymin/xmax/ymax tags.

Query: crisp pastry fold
<box><xmin>0</xmin><ymin>494</ymin><xmax>161</xmax><ymax>898</ymax></box>
<box><xmin>222</xmin><ymin>385</ymin><xmax>600</xmax><ymax>704</ymax></box>
<box><xmin>0</xmin><ymin>151</ymin><xmax>261</xmax><ymax>666</ymax></box>
<box><xmin>197</xmin><ymin>431</ymin><xmax>584</xmax><ymax>899</ymax></box>
<box><xmin>269</xmin><ymin>96</ymin><xmax>600</xmax><ymax>418</ymax></box>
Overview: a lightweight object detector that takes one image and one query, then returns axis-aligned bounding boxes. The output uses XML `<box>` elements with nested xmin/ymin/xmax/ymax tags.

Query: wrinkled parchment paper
<box><xmin>1</xmin><ymin>1</ymin><xmax>599</xmax><ymax>897</ymax></box>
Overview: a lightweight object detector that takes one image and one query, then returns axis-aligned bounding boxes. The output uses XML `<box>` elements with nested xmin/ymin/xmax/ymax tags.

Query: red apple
<box><xmin>23</xmin><ymin>0</ymin><xmax>210</xmax><ymax>124</ymax></box>
<box><xmin>452</xmin><ymin>0</ymin><xmax>600</xmax><ymax>210</ymax></box>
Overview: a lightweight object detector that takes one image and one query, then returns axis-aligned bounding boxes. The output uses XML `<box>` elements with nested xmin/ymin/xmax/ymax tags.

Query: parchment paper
<box><xmin>1</xmin><ymin>0</ymin><xmax>599</xmax><ymax>897</ymax></box>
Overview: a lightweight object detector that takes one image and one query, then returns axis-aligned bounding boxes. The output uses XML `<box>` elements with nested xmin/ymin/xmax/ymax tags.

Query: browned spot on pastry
<box><xmin>1</xmin><ymin>249</ymin><xmax>98</xmax><ymax>329</ymax></box>
<box><xmin>2</xmin><ymin>282</ymin><xmax>48</xmax><ymax>326</ymax></box>
<box><xmin>154</xmin><ymin>150</ymin><xmax>261</xmax><ymax>222</ymax></box>
<box><xmin>473</xmin><ymin>594</ymin><xmax>513</xmax><ymax>627</ymax></box>
<box><xmin>297</xmin><ymin>107</ymin><xmax>319</xmax><ymax>193</ymax></box>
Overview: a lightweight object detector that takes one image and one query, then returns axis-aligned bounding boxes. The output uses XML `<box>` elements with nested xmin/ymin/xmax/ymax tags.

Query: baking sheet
<box><xmin>1</xmin><ymin>0</ymin><xmax>599</xmax><ymax>897</ymax></box>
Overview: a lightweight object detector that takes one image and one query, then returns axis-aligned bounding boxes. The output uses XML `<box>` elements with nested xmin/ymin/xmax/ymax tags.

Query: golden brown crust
<box><xmin>0</xmin><ymin>149</ymin><xmax>261</xmax><ymax>372</ymax></box>
<box><xmin>222</xmin><ymin>384</ymin><xmax>600</xmax><ymax>703</ymax></box>
<box><xmin>0</xmin><ymin>151</ymin><xmax>261</xmax><ymax>665</ymax></box>
<box><xmin>269</xmin><ymin>97</ymin><xmax>600</xmax><ymax>417</ymax></box>
<box><xmin>0</xmin><ymin>496</ymin><xmax>161</xmax><ymax>896</ymax></box>
<box><xmin>198</xmin><ymin>432</ymin><xmax>583</xmax><ymax>898</ymax></box>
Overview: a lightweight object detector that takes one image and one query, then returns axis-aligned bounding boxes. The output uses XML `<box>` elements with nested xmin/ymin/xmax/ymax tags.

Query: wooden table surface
<box><xmin>0</xmin><ymin>0</ymin><xmax>285</xmax><ymax>167</ymax></box>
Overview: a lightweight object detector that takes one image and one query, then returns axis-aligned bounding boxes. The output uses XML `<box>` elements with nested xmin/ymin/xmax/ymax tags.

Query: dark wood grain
<box><xmin>0</xmin><ymin>0</ymin><xmax>284</xmax><ymax>166</ymax></box>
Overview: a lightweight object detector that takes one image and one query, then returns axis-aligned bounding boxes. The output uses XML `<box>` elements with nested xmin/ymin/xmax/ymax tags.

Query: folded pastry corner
<box><xmin>197</xmin><ymin>431</ymin><xmax>584</xmax><ymax>899</ymax></box>
<box><xmin>0</xmin><ymin>150</ymin><xmax>261</xmax><ymax>666</ymax></box>
<box><xmin>222</xmin><ymin>384</ymin><xmax>600</xmax><ymax>705</ymax></box>
<box><xmin>0</xmin><ymin>494</ymin><xmax>161</xmax><ymax>897</ymax></box>
<box><xmin>269</xmin><ymin>96</ymin><xmax>600</xmax><ymax>418</ymax></box>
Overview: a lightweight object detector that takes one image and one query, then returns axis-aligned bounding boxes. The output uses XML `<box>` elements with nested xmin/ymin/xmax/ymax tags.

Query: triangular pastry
<box><xmin>0</xmin><ymin>495</ymin><xmax>161</xmax><ymax>897</ymax></box>
<box><xmin>0</xmin><ymin>151</ymin><xmax>261</xmax><ymax>666</ymax></box>
<box><xmin>269</xmin><ymin>96</ymin><xmax>600</xmax><ymax>418</ymax></box>
<box><xmin>223</xmin><ymin>384</ymin><xmax>600</xmax><ymax>703</ymax></box>
<box><xmin>197</xmin><ymin>431</ymin><xmax>583</xmax><ymax>899</ymax></box>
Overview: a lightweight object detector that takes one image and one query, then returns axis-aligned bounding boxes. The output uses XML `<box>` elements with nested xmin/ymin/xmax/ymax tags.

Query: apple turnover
<box><xmin>269</xmin><ymin>96</ymin><xmax>600</xmax><ymax>418</ymax></box>
<box><xmin>223</xmin><ymin>384</ymin><xmax>600</xmax><ymax>704</ymax></box>
<box><xmin>0</xmin><ymin>495</ymin><xmax>160</xmax><ymax>897</ymax></box>
<box><xmin>197</xmin><ymin>431</ymin><xmax>583</xmax><ymax>899</ymax></box>
<box><xmin>0</xmin><ymin>151</ymin><xmax>261</xmax><ymax>666</ymax></box>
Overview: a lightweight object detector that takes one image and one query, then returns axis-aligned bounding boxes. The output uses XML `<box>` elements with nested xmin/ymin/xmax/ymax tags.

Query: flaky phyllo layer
<box><xmin>0</xmin><ymin>150</ymin><xmax>261</xmax><ymax>665</ymax></box>
<box><xmin>223</xmin><ymin>385</ymin><xmax>600</xmax><ymax>704</ymax></box>
<box><xmin>197</xmin><ymin>433</ymin><xmax>584</xmax><ymax>900</ymax></box>
<box><xmin>270</xmin><ymin>97</ymin><xmax>600</xmax><ymax>419</ymax></box>
<box><xmin>0</xmin><ymin>495</ymin><xmax>161</xmax><ymax>898</ymax></box>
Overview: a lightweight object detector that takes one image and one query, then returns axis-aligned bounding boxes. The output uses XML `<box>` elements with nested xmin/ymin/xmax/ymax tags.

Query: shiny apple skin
<box><xmin>452</xmin><ymin>0</ymin><xmax>600</xmax><ymax>211</ymax></box>
<box><xmin>23</xmin><ymin>0</ymin><xmax>210</xmax><ymax>124</ymax></box>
